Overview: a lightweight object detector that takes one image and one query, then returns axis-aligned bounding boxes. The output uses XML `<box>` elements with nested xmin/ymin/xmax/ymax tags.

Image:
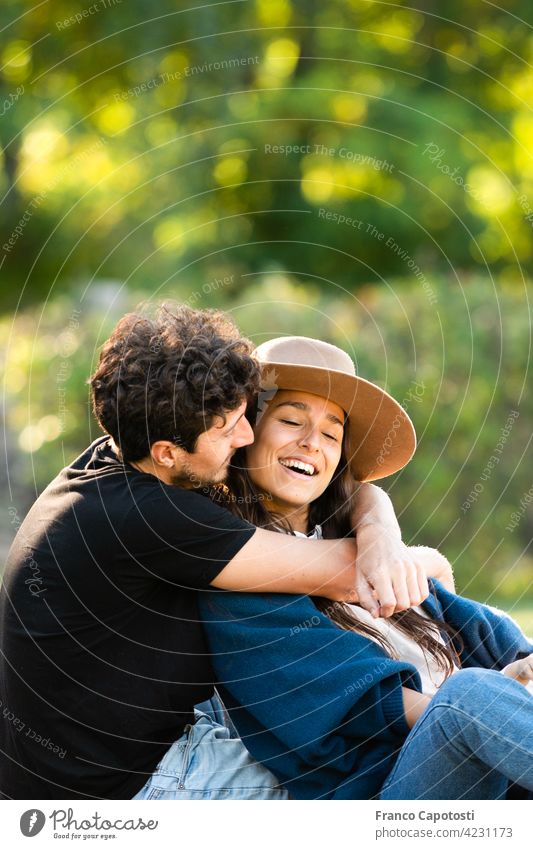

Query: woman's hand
<box><xmin>408</xmin><ymin>545</ymin><xmax>456</xmax><ymax>594</ymax></box>
<box><xmin>354</xmin><ymin>526</ymin><xmax>430</xmax><ymax>618</ymax></box>
<box><xmin>350</xmin><ymin>483</ymin><xmax>457</xmax><ymax>617</ymax></box>
<box><xmin>502</xmin><ymin>654</ymin><xmax>533</xmax><ymax>686</ymax></box>
<box><xmin>352</xmin><ymin>483</ymin><xmax>430</xmax><ymax>617</ymax></box>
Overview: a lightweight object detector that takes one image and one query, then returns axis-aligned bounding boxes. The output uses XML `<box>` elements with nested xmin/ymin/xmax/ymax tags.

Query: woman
<box><xmin>200</xmin><ymin>335</ymin><xmax>533</xmax><ymax>800</ymax></box>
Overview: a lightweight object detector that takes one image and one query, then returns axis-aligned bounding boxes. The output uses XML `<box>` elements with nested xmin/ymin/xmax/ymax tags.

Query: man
<box><xmin>0</xmin><ymin>304</ymin><xmax>431</xmax><ymax>800</ymax></box>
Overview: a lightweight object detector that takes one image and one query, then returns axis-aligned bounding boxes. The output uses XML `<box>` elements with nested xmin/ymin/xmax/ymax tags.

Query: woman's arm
<box><xmin>502</xmin><ymin>654</ymin><xmax>533</xmax><ymax>686</ymax></box>
<box><xmin>402</xmin><ymin>687</ymin><xmax>432</xmax><ymax>727</ymax></box>
<box><xmin>429</xmin><ymin>579</ymin><xmax>533</xmax><ymax>670</ymax></box>
<box><xmin>351</xmin><ymin>483</ymin><xmax>456</xmax><ymax>614</ymax></box>
<box><xmin>351</xmin><ymin>483</ymin><xmax>427</xmax><ymax>616</ymax></box>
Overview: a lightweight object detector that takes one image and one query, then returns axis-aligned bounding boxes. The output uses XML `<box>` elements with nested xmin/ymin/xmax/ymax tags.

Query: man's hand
<box><xmin>409</xmin><ymin>545</ymin><xmax>456</xmax><ymax>594</ymax></box>
<box><xmin>354</xmin><ymin>526</ymin><xmax>429</xmax><ymax>618</ymax></box>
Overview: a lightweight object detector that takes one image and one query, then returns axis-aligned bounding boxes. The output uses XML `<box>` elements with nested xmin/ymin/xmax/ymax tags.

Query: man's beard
<box><xmin>169</xmin><ymin>458</ymin><xmax>231</xmax><ymax>489</ymax></box>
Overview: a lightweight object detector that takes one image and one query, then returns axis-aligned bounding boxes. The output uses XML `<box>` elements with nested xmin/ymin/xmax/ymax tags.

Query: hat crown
<box><xmin>254</xmin><ymin>336</ymin><xmax>355</xmax><ymax>377</ymax></box>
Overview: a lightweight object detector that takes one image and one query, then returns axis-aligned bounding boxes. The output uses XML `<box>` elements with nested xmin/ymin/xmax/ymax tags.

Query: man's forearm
<box><xmin>210</xmin><ymin>528</ymin><xmax>359</xmax><ymax>602</ymax></box>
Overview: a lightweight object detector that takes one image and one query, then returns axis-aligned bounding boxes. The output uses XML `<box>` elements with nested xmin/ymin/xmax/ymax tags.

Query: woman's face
<box><xmin>245</xmin><ymin>389</ymin><xmax>345</xmax><ymax>523</ymax></box>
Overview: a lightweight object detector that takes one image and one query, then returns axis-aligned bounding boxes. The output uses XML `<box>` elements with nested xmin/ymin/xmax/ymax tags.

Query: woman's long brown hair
<box><xmin>207</xmin><ymin>408</ymin><xmax>462</xmax><ymax>678</ymax></box>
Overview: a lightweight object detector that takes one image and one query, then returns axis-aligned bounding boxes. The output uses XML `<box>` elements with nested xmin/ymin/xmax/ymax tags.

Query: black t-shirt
<box><xmin>0</xmin><ymin>437</ymin><xmax>255</xmax><ymax>800</ymax></box>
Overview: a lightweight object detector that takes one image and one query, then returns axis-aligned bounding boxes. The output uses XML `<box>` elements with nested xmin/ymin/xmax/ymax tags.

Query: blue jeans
<box><xmin>132</xmin><ymin>695</ymin><xmax>288</xmax><ymax>800</ymax></box>
<box><xmin>380</xmin><ymin>668</ymin><xmax>533</xmax><ymax>799</ymax></box>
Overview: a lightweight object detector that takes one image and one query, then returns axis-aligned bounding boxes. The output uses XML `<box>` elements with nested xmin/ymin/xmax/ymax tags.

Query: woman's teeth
<box><xmin>279</xmin><ymin>459</ymin><xmax>316</xmax><ymax>476</ymax></box>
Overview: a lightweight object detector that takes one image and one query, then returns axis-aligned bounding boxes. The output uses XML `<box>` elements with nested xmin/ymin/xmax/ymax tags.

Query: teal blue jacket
<box><xmin>199</xmin><ymin>580</ymin><xmax>532</xmax><ymax>799</ymax></box>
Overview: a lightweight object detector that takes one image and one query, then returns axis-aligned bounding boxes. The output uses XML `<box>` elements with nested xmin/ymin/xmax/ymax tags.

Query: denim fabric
<box><xmin>194</xmin><ymin>691</ymin><xmax>241</xmax><ymax>738</ymax></box>
<box><xmin>132</xmin><ymin>699</ymin><xmax>288</xmax><ymax>800</ymax></box>
<box><xmin>380</xmin><ymin>668</ymin><xmax>533</xmax><ymax>800</ymax></box>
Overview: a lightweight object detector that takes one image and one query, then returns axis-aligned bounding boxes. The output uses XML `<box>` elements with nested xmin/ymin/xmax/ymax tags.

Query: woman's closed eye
<box><xmin>280</xmin><ymin>418</ymin><xmax>339</xmax><ymax>442</ymax></box>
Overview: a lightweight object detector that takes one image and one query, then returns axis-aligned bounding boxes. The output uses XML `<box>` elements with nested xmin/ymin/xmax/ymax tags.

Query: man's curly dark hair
<box><xmin>90</xmin><ymin>304</ymin><xmax>261</xmax><ymax>461</ymax></box>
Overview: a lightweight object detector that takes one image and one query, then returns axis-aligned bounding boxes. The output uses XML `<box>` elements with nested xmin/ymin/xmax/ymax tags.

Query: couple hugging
<box><xmin>1</xmin><ymin>304</ymin><xmax>532</xmax><ymax>801</ymax></box>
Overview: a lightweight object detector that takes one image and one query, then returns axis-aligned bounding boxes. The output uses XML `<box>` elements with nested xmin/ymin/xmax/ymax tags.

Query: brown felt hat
<box><xmin>253</xmin><ymin>336</ymin><xmax>416</xmax><ymax>482</ymax></box>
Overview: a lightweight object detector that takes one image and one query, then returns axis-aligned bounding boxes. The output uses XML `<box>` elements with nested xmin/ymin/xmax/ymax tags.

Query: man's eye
<box><xmin>323</xmin><ymin>432</ymin><xmax>338</xmax><ymax>441</ymax></box>
<box><xmin>281</xmin><ymin>419</ymin><xmax>300</xmax><ymax>426</ymax></box>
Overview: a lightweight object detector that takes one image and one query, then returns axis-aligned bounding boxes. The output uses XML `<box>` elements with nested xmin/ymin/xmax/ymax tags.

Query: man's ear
<box><xmin>150</xmin><ymin>441</ymin><xmax>181</xmax><ymax>468</ymax></box>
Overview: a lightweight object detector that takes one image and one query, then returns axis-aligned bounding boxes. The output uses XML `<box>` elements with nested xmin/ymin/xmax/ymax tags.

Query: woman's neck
<box><xmin>266</xmin><ymin>500</ymin><xmax>309</xmax><ymax>534</ymax></box>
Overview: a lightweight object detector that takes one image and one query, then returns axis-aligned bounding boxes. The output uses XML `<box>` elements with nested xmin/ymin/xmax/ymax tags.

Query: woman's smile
<box><xmin>279</xmin><ymin>457</ymin><xmax>319</xmax><ymax>477</ymax></box>
<box><xmin>245</xmin><ymin>389</ymin><xmax>345</xmax><ymax>528</ymax></box>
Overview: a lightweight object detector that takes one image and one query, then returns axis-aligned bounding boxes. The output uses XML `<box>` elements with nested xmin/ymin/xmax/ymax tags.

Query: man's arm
<box><xmin>352</xmin><ymin>481</ymin><xmax>404</xmax><ymax>538</ymax></box>
<box><xmin>212</xmin><ymin>490</ymin><xmax>455</xmax><ymax>610</ymax></box>
<box><xmin>131</xmin><ymin>486</ymin><xmax>448</xmax><ymax>613</ymax></box>
<box><xmin>210</xmin><ymin>529</ymin><xmax>359</xmax><ymax>602</ymax></box>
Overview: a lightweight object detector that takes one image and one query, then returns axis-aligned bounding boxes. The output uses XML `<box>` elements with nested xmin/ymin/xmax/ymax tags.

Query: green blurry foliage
<box><xmin>1</xmin><ymin>1</ymin><xmax>533</xmax><ymax>305</ymax></box>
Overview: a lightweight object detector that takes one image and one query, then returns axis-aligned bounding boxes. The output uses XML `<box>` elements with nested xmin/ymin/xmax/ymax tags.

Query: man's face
<box><xmin>174</xmin><ymin>400</ymin><xmax>254</xmax><ymax>488</ymax></box>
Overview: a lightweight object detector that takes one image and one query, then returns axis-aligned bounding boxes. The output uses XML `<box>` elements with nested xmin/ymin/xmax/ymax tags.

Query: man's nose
<box><xmin>233</xmin><ymin>415</ymin><xmax>254</xmax><ymax>448</ymax></box>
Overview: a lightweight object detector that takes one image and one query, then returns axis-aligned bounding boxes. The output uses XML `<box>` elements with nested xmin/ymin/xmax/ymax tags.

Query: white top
<box><xmin>345</xmin><ymin>600</ymin><xmax>457</xmax><ymax>695</ymax></box>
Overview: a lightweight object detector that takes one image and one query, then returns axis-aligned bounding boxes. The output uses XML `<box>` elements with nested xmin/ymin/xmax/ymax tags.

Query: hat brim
<box><xmin>258</xmin><ymin>362</ymin><xmax>416</xmax><ymax>481</ymax></box>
